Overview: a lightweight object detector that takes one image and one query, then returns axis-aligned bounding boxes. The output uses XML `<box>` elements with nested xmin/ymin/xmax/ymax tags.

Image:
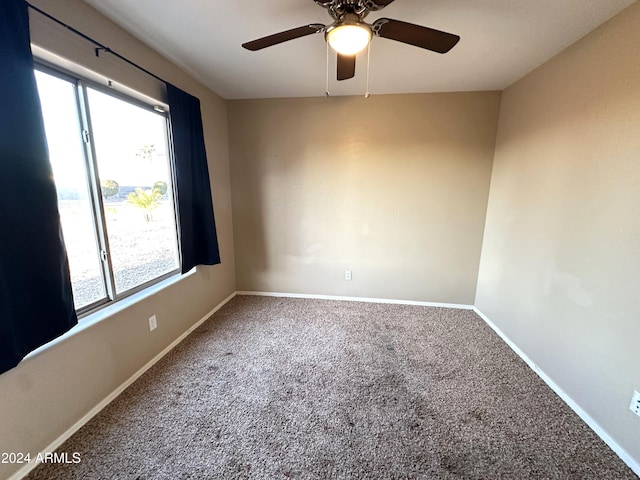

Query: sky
<box><xmin>35</xmin><ymin>70</ymin><xmax>171</xmax><ymax>190</ymax></box>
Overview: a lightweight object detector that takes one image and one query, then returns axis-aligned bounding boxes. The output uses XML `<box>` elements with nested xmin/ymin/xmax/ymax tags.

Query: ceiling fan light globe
<box><xmin>327</xmin><ymin>24</ymin><xmax>371</xmax><ymax>55</ymax></box>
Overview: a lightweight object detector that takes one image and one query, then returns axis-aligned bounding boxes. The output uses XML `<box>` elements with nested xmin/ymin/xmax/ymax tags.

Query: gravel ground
<box><xmin>59</xmin><ymin>200</ymin><xmax>179</xmax><ymax>309</ymax></box>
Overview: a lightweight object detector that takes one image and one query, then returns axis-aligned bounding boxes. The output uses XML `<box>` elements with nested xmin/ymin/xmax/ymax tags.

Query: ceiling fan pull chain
<box><xmin>365</xmin><ymin>41</ymin><xmax>371</xmax><ymax>99</ymax></box>
<box><xmin>325</xmin><ymin>41</ymin><xmax>331</xmax><ymax>97</ymax></box>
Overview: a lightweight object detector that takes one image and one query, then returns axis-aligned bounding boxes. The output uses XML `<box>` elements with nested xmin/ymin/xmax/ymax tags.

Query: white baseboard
<box><xmin>472</xmin><ymin>307</ymin><xmax>640</xmax><ymax>478</ymax></box>
<box><xmin>236</xmin><ymin>291</ymin><xmax>474</xmax><ymax>310</ymax></box>
<box><xmin>9</xmin><ymin>292</ymin><xmax>237</xmax><ymax>480</ymax></box>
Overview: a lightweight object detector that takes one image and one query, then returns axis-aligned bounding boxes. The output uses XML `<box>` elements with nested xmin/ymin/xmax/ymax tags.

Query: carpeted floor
<box><xmin>27</xmin><ymin>295</ymin><xmax>637</xmax><ymax>479</ymax></box>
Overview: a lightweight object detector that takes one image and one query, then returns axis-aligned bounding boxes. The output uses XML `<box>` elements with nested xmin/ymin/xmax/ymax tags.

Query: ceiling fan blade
<box><xmin>337</xmin><ymin>54</ymin><xmax>356</xmax><ymax>81</ymax></box>
<box><xmin>242</xmin><ymin>24</ymin><xmax>324</xmax><ymax>51</ymax></box>
<box><xmin>372</xmin><ymin>18</ymin><xmax>460</xmax><ymax>53</ymax></box>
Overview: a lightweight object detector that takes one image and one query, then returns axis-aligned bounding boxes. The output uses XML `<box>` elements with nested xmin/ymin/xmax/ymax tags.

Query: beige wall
<box><xmin>229</xmin><ymin>93</ymin><xmax>501</xmax><ymax>304</ymax></box>
<box><xmin>476</xmin><ymin>2</ymin><xmax>640</xmax><ymax>465</ymax></box>
<box><xmin>0</xmin><ymin>1</ymin><xmax>235</xmax><ymax>479</ymax></box>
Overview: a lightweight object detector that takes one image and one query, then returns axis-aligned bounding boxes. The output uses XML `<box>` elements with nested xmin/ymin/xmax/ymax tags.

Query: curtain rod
<box><xmin>25</xmin><ymin>1</ymin><xmax>167</xmax><ymax>85</ymax></box>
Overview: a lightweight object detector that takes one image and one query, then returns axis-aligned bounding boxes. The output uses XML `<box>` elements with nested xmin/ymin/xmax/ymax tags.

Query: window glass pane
<box><xmin>87</xmin><ymin>88</ymin><xmax>180</xmax><ymax>294</ymax></box>
<box><xmin>35</xmin><ymin>71</ymin><xmax>107</xmax><ymax>309</ymax></box>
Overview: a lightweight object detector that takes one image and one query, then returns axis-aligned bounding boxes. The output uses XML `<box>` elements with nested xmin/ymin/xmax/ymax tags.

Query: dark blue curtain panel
<box><xmin>166</xmin><ymin>84</ymin><xmax>221</xmax><ymax>273</ymax></box>
<box><xmin>0</xmin><ymin>0</ymin><xmax>77</xmax><ymax>374</ymax></box>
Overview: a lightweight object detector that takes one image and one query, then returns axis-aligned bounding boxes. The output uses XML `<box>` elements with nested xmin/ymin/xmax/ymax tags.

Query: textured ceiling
<box><xmin>82</xmin><ymin>0</ymin><xmax>635</xmax><ymax>99</ymax></box>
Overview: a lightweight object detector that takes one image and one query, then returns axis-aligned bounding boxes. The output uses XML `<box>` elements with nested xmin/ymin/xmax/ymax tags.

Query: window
<box><xmin>35</xmin><ymin>66</ymin><xmax>180</xmax><ymax>315</ymax></box>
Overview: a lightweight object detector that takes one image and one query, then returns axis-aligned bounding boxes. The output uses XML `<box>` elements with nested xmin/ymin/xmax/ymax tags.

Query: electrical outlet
<box><xmin>630</xmin><ymin>390</ymin><xmax>640</xmax><ymax>417</ymax></box>
<box><xmin>345</xmin><ymin>270</ymin><xmax>352</xmax><ymax>281</ymax></box>
<box><xmin>148</xmin><ymin>315</ymin><xmax>157</xmax><ymax>332</ymax></box>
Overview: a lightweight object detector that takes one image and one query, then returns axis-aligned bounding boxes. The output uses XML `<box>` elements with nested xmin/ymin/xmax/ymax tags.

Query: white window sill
<box><xmin>23</xmin><ymin>268</ymin><xmax>197</xmax><ymax>362</ymax></box>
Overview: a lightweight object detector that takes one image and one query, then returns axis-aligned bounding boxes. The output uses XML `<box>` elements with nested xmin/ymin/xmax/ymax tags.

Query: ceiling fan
<box><xmin>242</xmin><ymin>0</ymin><xmax>460</xmax><ymax>81</ymax></box>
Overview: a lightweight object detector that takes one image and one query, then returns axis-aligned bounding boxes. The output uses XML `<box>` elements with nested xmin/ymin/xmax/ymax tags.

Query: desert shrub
<box><xmin>127</xmin><ymin>187</ymin><xmax>161</xmax><ymax>222</ymax></box>
<box><xmin>101</xmin><ymin>179</ymin><xmax>119</xmax><ymax>198</ymax></box>
<box><xmin>153</xmin><ymin>181</ymin><xmax>168</xmax><ymax>196</ymax></box>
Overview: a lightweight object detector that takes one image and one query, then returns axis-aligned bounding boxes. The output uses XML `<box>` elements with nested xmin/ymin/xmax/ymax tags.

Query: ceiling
<box><xmin>82</xmin><ymin>0</ymin><xmax>635</xmax><ymax>99</ymax></box>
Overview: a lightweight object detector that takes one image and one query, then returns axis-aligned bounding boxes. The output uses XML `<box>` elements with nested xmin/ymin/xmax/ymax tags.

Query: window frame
<box><xmin>34</xmin><ymin>61</ymin><xmax>182</xmax><ymax>319</ymax></box>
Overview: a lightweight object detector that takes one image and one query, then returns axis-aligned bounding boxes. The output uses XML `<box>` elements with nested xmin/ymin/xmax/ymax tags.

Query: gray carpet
<box><xmin>27</xmin><ymin>295</ymin><xmax>637</xmax><ymax>479</ymax></box>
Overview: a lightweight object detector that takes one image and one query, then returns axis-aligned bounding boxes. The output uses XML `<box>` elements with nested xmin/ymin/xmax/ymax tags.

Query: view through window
<box><xmin>35</xmin><ymin>68</ymin><xmax>180</xmax><ymax>313</ymax></box>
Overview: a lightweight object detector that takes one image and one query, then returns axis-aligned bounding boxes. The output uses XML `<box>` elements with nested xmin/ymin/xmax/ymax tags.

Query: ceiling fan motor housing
<box><xmin>315</xmin><ymin>0</ymin><xmax>380</xmax><ymax>20</ymax></box>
